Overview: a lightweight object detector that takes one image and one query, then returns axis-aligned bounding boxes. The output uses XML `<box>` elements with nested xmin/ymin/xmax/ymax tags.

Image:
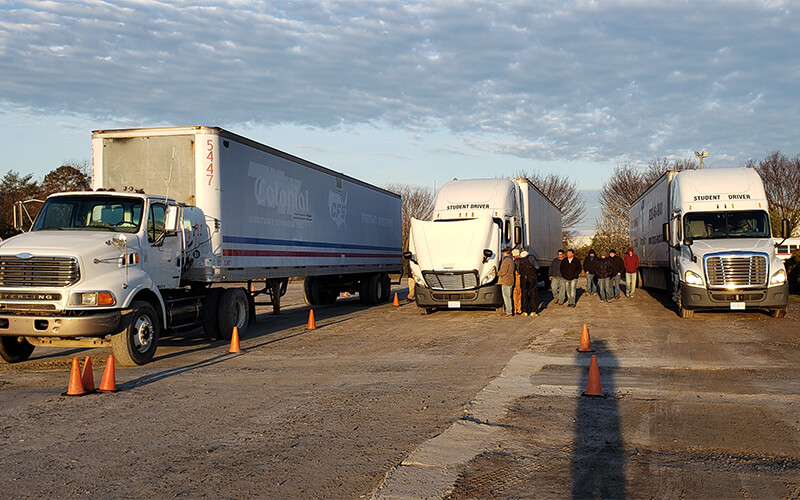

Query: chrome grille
<box><xmin>0</xmin><ymin>256</ymin><xmax>80</xmax><ymax>287</ymax></box>
<box><xmin>423</xmin><ymin>270</ymin><xmax>479</xmax><ymax>290</ymax></box>
<box><xmin>704</xmin><ymin>253</ymin><xmax>767</xmax><ymax>288</ymax></box>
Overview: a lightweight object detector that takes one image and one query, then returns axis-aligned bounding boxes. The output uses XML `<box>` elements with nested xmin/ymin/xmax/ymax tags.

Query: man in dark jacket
<box><xmin>595</xmin><ymin>250</ymin><xmax>613</xmax><ymax>302</ymax></box>
<box><xmin>624</xmin><ymin>247</ymin><xmax>640</xmax><ymax>297</ymax></box>
<box><xmin>559</xmin><ymin>249</ymin><xmax>582</xmax><ymax>307</ymax></box>
<box><xmin>548</xmin><ymin>250</ymin><xmax>566</xmax><ymax>305</ymax></box>
<box><xmin>583</xmin><ymin>249</ymin><xmax>598</xmax><ymax>296</ymax></box>
<box><xmin>609</xmin><ymin>249</ymin><xmax>625</xmax><ymax>299</ymax></box>
<box><xmin>517</xmin><ymin>250</ymin><xmax>539</xmax><ymax>316</ymax></box>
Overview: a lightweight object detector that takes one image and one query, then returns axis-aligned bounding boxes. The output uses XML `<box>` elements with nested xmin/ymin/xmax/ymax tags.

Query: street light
<box><xmin>694</xmin><ymin>150</ymin><xmax>708</xmax><ymax>169</ymax></box>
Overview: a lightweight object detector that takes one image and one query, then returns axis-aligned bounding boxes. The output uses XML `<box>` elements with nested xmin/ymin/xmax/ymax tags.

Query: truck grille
<box><xmin>0</xmin><ymin>256</ymin><xmax>80</xmax><ymax>287</ymax></box>
<box><xmin>423</xmin><ymin>270</ymin><xmax>479</xmax><ymax>290</ymax></box>
<box><xmin>704</xmin><ymin>253</ymin><xmax>767</xmax><ymax>289</ymax></box>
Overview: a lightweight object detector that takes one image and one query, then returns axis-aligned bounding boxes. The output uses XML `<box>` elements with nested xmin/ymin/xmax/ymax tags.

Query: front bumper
<box><xmin>0</xmin><ymin>311</ymin><xmax>122</xmax><ymax>338</ymax></box>
<box><xmin>681</xmin><ymin>283</ymin><xmax>789</xmax><ymax>310</ymax></box>
<box><xmin>415</xmin><ymin>284</ymin><xmax>503</xmax><ymax>308</ymax></box>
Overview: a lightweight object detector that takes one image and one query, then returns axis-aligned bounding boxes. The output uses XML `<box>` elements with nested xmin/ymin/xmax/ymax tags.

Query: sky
<box><xmin>1</xmin><ymin>1</ymin><xmax>798</xmax><ymax>232</ymax></box>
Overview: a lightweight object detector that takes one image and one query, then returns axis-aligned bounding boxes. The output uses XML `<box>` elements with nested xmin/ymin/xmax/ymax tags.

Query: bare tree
<box><xmin>513</xmin><ymin>170</ymin><xmax>585</xmax><ymax>237</ymax></box>
<box><xmin>385</xmin><ymin>183</ymin><xmax>435</xmax><ymax>251</ymax></box>
<box><xmin>746</xmin><ymin>151</ymin><xmax>800</xmax><ymax>236</ymax></box>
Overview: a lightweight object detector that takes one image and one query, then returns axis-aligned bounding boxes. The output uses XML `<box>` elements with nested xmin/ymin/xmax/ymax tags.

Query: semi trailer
<box><xmin>0</xmin><ymin>126</ymin><xmax>401</xmax><ymax>365</ymax></box>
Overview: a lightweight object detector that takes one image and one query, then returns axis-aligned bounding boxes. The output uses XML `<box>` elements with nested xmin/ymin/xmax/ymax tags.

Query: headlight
<box><xmin>70</xmin><ymin>291</ymin><xmax>116</xmax><ymax>306</ymax></box>
<box><xmin>770</xmin><ymin>269</ymin><xmax>787</xmax><ymax>285</ymax></box>
<box><xmin>684</xmin><ymin>270</ymin><xmax>704</xmax><ymax>286</ymax></box>
<box><xmin>481</xmin><ymin>266</ymin><xmax>497</xmax><ymax>285</ymax></box>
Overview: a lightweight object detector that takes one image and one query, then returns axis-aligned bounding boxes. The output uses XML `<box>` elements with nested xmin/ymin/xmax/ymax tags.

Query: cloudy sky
<box><xmin>1</xmin><ymin>1</ymin><xmax>798</xmax><ymax>230</ymax></box>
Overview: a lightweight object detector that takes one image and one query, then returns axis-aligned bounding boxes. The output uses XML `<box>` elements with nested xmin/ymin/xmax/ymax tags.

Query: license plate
<box><xmin>448</xmin><ymin>300</ymin><xmax>461</xmax><ymax>308</ymax></box>
<box><xmin>730</xmin><ymin>302</ymin><xmax>745</xmax><ymax>310</ymax></box>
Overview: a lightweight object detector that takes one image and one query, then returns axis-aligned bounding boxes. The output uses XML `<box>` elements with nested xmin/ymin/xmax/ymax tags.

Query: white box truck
<box><xmin>629</xmin><ymin>167</ymin><xmax>790</xmax><ymax>318</ymax></box>
<box><xmin>0</xmin><ymin>126</ymin><xmax>401</xmax><ymax>365</ymax></box>
<box><xmin>404</xmin><ymin>178</ymin><xmax>562</xmax><ymax>313</ymax></box>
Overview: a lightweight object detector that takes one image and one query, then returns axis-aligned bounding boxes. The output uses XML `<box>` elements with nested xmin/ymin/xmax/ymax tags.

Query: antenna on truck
<box><xmin>164</xmin><ymin>145</ymin><xmax>176</xmax><ymax>203</ymax></box>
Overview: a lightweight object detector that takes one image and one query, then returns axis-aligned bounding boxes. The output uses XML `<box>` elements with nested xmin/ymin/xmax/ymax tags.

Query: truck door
<box><xmin>146</xmin><ymin>202</ymin><xmax>181</xmax><ymax>289</ymax></box>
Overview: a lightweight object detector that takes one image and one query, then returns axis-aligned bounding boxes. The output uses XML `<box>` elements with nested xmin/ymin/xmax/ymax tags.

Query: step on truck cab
<box><xmin>630</xmin><ymin>167</ymin><xmax>790</xmax><ymax>318</ymax></box>
<box><xmin>0</xmin><ymin>126</ymin><xmax>401</xmax><ymax>365</ymax></box>
<box><xmin>405</xmin><ymin>178</ymin><xmax>562</xmax><ymax>313</ymax></box>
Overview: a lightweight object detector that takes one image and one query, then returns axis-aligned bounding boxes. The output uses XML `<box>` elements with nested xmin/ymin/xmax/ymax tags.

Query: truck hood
<box><xmin>688</xmin><ymin>237</ymin><xmax>775</xmax><ymax>257</ymax></box>
<box><xmin>409</xmin><ymin>217</ymin><xmax>497</xmax><ymax>270</ymax></box>
<box><xmin>0</xmin><ymin>230</ymin><xmax>139</xmax><ymax>259</ymax></box>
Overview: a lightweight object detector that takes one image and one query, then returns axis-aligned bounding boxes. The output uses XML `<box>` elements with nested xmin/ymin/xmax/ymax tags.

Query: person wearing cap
<box><xmin>517</xmin><ymin>249</ymin><xmax>539</xmax><ymax>316</ymax></box>
<box><xmin>497</xmin><ymin>247</ymin><xmax>515</xmax><ymax>317</ymax></box>
<box><xmin>559</xmin><ymin>248</ymin><xmax>582</xmax><ymax>307</ymax></box>
<box><xmin>548</xmin><ymin>250</ymin><xmax>566</xmax><ymax>305</ymax></box>
<box><xmin>512</xmin><ymin>248</ymin><xmax>523</xmax><ymax>315</ymax></box>
<box><xmin>624</xmin><ymin>246</ymin><xmax>640</xmax><ymax>297</ymax></box>
<box><xmin>595</xmin><ymin>250</ymin><xmax>613</xmax><ymax>302</ymax></box>
<box><xmin>583</xmin><ymin>249</ymin><xmax>598</xmax><ymax>296</ymax></box>
<box><xmin>609</xmin><ymin>249</ymin><xmax>624</xmax><ymax>299</ymax></box>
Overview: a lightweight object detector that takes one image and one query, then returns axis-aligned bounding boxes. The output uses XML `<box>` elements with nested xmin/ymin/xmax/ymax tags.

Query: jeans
<box><xmin>626</xmin><ymin>272</ymin><xmax>637</xmax><ymax>296</ymax></box>
<box><xmin>564</xmin><ymin>279</ymin><xmax>578</xmax><ymax>306</ymax></box>
<box><xmin>551</xmin><ymin>278</ymin><xmax>565</xmax><ymax>304</ymax></box>
<box><xmin>597</xmin><ymin>277</ymin><xmax>611</xmax><ymax>302</ymax></box>
<box><xmin>585</xmin><ymin>273</ymin><xmax>596</xmax><ymax>295</ymax></box>
<box><xmin>611</xmin><ymin>275</ymin><xmax>621</xmax><ymax>298</ymax></box>
<box><xmin>501</xmin><ymin>285</ymin><xmax>514</xmax><ymax>315</ymax></box>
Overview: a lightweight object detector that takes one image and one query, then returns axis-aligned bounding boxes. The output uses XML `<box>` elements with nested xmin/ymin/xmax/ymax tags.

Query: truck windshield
<box><xmin>31</xmin><ymin>196</ymin><xmax>143</xmax><ymax>233</ymax></box>
<box><xmin>683</xmin><ymin>211</ymin><xmax>770</xmax><ymax>240</ymax></box>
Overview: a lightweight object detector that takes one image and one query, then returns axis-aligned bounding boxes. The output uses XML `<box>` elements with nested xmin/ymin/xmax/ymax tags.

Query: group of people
<box><xmin>581</xmin><ymin>247</ymin><xmax>640</xmax><ymax>302</ymax></box>
<box><xmin>497</xmin><ymin>247</ymin><xmax>540</xmax><ymax>317</ymax></box>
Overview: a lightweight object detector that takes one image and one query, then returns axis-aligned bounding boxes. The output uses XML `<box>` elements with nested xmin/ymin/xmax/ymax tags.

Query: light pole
<box><xmin>694</xmin><ymin>150</ymin><xmax>708</xmax><ymax>169</ymax></box>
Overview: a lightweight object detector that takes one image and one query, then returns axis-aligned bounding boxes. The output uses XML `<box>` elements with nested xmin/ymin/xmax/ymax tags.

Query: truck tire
<box><xmin>0</xmin><ymin>336</ymin><xmax>35</xmax><ymax>363</ymax></box>
<box><xmin>112</xmin><ymin>300</ymin><xmax>160</xmax><ymax>366</ymax></box>
<box><xmin>303</xmin><ymin>277</ymin><xmax>316</xmax><ymax>306</ymax></box>
<box><xmin>366</xmin><ymin>274</ymin><xmax>384</xmax><ymax>304</ymax></box>
<box><xmin>770</xmin><ymin>308</ymin><xmax>788</xmax><ymax>318</ymax></box>
<box><xmin>379</xmin><ymin>274</ymin><xmax>391</xmax><ymax>303</ymax></box>
<box><xmin>202</xmin><ymin>288</ymin><xmax>223</xmax><ymax>339</ymax></box>
<box><xmin>217</xmin><ymin>288</ymin><xmax>249</xmax><ymax>341</ymax></box>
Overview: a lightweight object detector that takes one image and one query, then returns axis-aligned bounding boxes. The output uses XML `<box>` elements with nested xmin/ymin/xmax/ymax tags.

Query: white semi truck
<box><xmin>630</xmin><ymin>167</ymin><xmax>789</xmax><ymax>318</ymax></box>
<box><xmin>405</xmin><ymin>178</ymin><xmax>562</xmax><ymax>313</ymax></box>
<box><xmin>0</xmin><ymin>126</ymin><xmax>401</xmax><ymax>365</ymax></box>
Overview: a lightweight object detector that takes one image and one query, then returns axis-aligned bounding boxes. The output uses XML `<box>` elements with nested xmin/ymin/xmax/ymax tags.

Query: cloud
<box><xmin>0</xmin><ymin>0</ymin><xmax>798</xmax><ymax>165</ymax></box>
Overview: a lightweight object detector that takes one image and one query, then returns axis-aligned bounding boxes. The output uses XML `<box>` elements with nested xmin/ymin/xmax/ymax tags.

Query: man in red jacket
<box><xmin>624</xmin><ymin>247</ymin><xmax>640</xmax><ymax>297</ymax></box>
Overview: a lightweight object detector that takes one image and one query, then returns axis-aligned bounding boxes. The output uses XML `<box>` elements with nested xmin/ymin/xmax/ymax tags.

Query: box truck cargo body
<box><xmin>630</xmin><ymin>167</ymin><xmax>789</xmax><ymax>318</ymax></box>
<box><xmin>0</xmin><ymin>126</ymin><xmax>401</xmax><ymax>365</ymax></box>
<box><xmin>405</xmin><ymin>178</ymin><xmax>561</xmax><ymax>312</ymax></box>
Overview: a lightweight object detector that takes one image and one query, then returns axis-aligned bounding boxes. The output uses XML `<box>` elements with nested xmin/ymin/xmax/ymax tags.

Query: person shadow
<box><xmin>571</xmin><ymin>339</ymin><xmax>626</xmax><ymax>499</ymax></box>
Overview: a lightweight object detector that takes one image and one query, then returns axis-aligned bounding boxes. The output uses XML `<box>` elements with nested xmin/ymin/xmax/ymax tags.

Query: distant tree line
<box><xmin>0</xmin><ymin>160</ymin><xmax>90</xmax><ymax>239</ymax></box>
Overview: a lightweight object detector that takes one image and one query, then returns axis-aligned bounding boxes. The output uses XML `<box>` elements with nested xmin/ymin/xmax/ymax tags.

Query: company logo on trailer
<box><xmin>248</xmin><ymin>162</ymin><xmax>309</xmax><ymax>215</ymax></box>
<box><xmin>329</xmin><ymin>191</ymin><xmax>347</xmax><ymax>229</ymax></box>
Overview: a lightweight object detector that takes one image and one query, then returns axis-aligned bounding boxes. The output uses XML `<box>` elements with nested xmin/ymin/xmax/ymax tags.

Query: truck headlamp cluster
<box><xmin>481</xmin><ymin>266</ymin><xmax>497</xmax><ymax>286</ymax></box>
<box><xmin>684</xmin><ymin>270</ymin><xmax>704</xmax><ymax>286</ymax></box>
<box><xmin>70</xmin><ymin>291</ymin><xmax>116</xmax><ymax>307</ymax></box>
<box><xmin>770</xmin><ymin>269</ymin><xmax>787</xmax><ymax>285</ymax></box>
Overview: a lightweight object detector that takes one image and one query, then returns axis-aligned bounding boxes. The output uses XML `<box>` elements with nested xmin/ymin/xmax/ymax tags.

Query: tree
<box><xmin>0</xmin><ymin>171</ymin><xmax>39</xmax><ymax>239</ymax></box>
<box><xmin>38</xmin><ymin>160</ymin><xmax>91</xmax><ymax>198</ymax></box>
<box><xmin>745</xmin><ymin>151</ymin><xmax>800</xmax><ymax>237</ymax></box>
<box><xmin>513</xmin><ymin>170</ymin><xmax>585</xmax><ymax>239</ymax></box>
<box><xmin>385</xmin><ymin>183</ymin><xmax>435</xmax><ymax>251</ymax></box>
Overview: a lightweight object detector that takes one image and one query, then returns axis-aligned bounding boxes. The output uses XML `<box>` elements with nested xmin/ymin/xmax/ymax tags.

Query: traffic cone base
<box><xmin>228</xmin><ymin>326</ymin><xmax>243</xmax><ymax>354</ymax></box>
<box><xmin>62</xmin><ymin>357</ymin><xmax>86</xmax><ymax>396</ymax></box>
<box><xmin>393</xmin><ymin>292</ymin><xmax>400</xmax><ymax>307</ymax></box>
<box><xmin>98</xmin><ymin>354</ymin><xmax>119</xmax><ymax>392</ymax></box>
<box><xmin>81</xmin><ymin>356</ymin><xmax>96</xmax><ymax>393</ymax></box>
<box><xmin>577</xmin><ymin>323</ymin><xmax>595</xmax><ymax>352</ymax></box>
<box><xmin>307</xmin><ymin>309</ymin><xmax>316</xmax><ymax>330</ymax></box>
<box><xmin>582</xmin><ymin>355</ymin><xmax>604</xmax><ymax>398</ymax></box>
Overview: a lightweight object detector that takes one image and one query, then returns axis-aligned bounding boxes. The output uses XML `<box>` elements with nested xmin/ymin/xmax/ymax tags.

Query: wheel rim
<box><xmin>374</xmin><ymin>279</ymin><xmax>383</xmax><ymax>301</ymax></box>
<box><xmin>132</xmin><ymin>314</ymin><xmax>154</xmax><ymax>353</ymax></box>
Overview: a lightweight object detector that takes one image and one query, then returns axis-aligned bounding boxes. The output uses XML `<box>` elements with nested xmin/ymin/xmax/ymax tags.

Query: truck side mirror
<box><xmin>683</xmin><ymin>237</ymin><xmax>693</xmax><ymax>247</ymax></box>
<box><xmin>662</xmin><ymin>223</ymin><xmax>669</xmax><ymax>245</ymax></box>
<box><xmin>514</xmin><ymin>226</ymin><xmax>522</xmax><ymax>246</ymax></box>
<box><xmin>403</xmin><ymin>250</ymin><xmax>417</xmax><ymax>265</ymax></box>
<box><xmin>483</xmin><ymin>249</ymin><xmax>493</xmax><ymax>263</ymax></box>
<box><xmin>164</xmin><ymin>206</ymin><xmax>180</xmax><ymax>234</ymax></box>
<box><xmin>781</xmin><ymin>218</ymin><xmax>790</xmax><ymax>240</ymax></box>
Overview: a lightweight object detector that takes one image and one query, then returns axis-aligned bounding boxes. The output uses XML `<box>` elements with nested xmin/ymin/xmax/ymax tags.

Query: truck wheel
<box><xmin>303</xmin><ymin>277</ymin><xmax>316</xmax><ymax>306</ymax></box>
<box><xmin>0</xmin><ymin>336</ymin><xmax>35</xmax><ymax>363</ymax></box>
<box><xmin>112</xmin><ymin>301</ymin><xmax>159</xmax><ymax>366</ymax></box>
<box><xmin>379</xmin><ymin>274</ymin><xmax>391</xmax><ymax>303</ymax></box>
<box><xmin>202</xmin><ymin>288</ymin><xmax>223</xmax><ymax>339</ymax></box>
<box><xmin>770</xmin><ymin>308</ymin><xmax>788</xmax><ymax>318</ymax></box>
<box><xmin>367</xmin><ymin>274</ymin><xmax>384</xmax><ymax>304</ymax></box>
<box><xmin>359</xmin><ymin>277</ymin><xmax>371</xmax><ymax>304</ymax></box>
<box><xmin>217</xmin><ymin>288</ymin><xmax>249</xmax><ymax>341</ymax></box>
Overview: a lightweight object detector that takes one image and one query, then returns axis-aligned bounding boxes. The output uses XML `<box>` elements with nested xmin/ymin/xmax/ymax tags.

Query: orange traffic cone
<box><xmin>393</xmin><ymin>292</ymin><xmax>400</xmax><ymax>307</ymax></box>
<box><xmin>99</xmin><ymin>354</ymin><xmax>118</xmax><ymax>392</ymax></box>
<box><xmin>307</xmin><ymin>309</ymin><xmax>316</xmax><ymax>330</ymax></box>
<box><xmin>577</xmin><ymin>323</ymin><xmax>594</xmax><ymax>353</ymax></box>
<box><xmin>229</xmin><ymin>326</ymin><xmax>242</xmax><ymax>353</ymax></box>
<box><xmin>63</xmin><ymin>357</ymin><xmax>86</xmax><ymax>396</ymax></box>
<box><xmin>81</xmin><ymin>356</ymin><xmax>96</xmax><ymax>392</ymax></box>
<box><xmin>582</xmin><ymin>355</ymin><xmax>603</xmax><ymax>397</ymax></box>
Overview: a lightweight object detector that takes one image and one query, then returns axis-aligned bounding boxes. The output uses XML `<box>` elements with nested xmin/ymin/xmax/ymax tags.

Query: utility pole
<box><xmin>694</xmin><ymin>150</ymin><xmax>708</xmax><ymax>169</ymax></box>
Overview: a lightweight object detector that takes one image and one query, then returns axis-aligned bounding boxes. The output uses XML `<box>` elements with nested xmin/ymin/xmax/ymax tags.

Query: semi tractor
<box><xmin>0</xmin><ymin>126</ymin><xmax>401</xmax><ymax>365</ymax></box>
<box><xmin>630</xmin><ymin>167</ymin><xmax>789</xmax><ymax>318</ymax></box>
<box><xmin>404</xmin><ymin>178</ymin><xmax>562</xmax><ymax>313</ymax></box>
